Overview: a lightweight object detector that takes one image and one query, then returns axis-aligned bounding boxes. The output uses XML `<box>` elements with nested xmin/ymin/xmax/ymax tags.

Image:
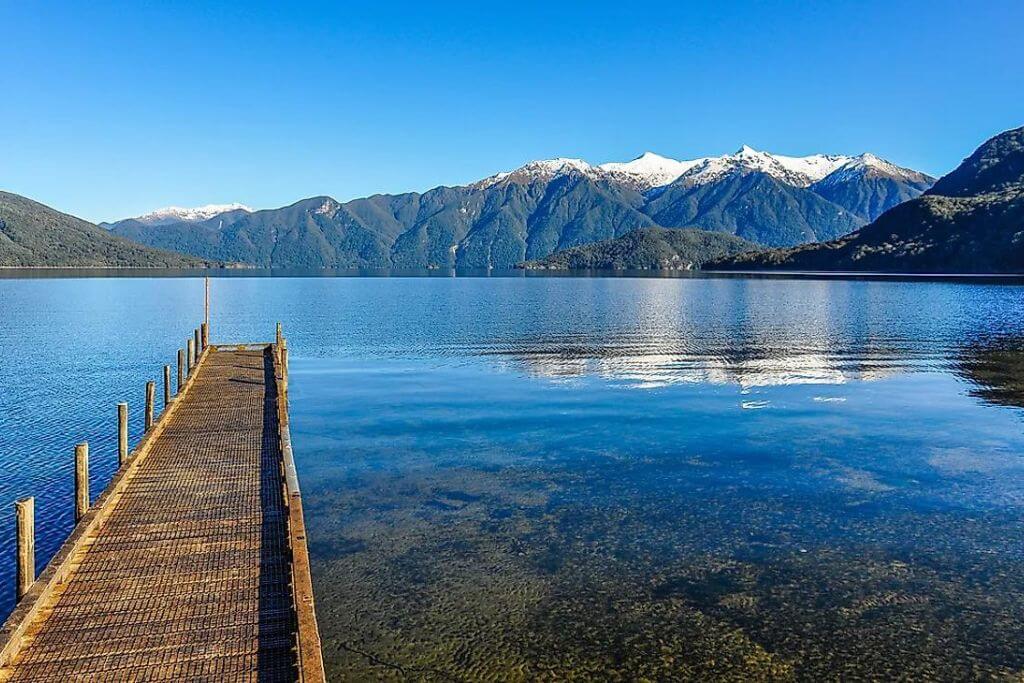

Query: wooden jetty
<box><xmin>0</xmin><ymin>305</ymin><xmax>323</xmax><ymax>681</ymax></box>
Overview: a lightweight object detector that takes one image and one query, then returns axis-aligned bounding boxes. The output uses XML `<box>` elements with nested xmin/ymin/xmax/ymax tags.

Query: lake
<box><xmin>1</xmin><ymin>272</ymin><xmax>1023</xmax><ymax>679</ymax></box>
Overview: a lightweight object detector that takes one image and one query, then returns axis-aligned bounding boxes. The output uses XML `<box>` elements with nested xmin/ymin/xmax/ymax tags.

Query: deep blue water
<box><xmin>2</xmin><ymin>273</ymin><xmax>1024</xmax><ymax>677</ymax></box>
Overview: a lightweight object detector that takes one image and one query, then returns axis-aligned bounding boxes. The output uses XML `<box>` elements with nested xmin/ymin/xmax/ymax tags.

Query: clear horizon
<box><xmin>2</xmin><ymin>0</ymin><xmax>1022</xmax><ymax>223</ymax></box>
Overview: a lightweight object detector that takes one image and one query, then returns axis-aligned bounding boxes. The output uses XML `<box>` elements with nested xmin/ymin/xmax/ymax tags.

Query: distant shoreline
<box><xmin>703</xmin><ymin>269</ymin><xmax>1024</xmax><ymax>279</ymax></box>
<box><xmin>0</xmin><ymin>264</ymin><xmax>249</xmax><ymax>271</ymax></box>
<box><xmin>2</xmin><ymin>266</ymin><xmax>1023</xmax><ymax>284</ymax></box>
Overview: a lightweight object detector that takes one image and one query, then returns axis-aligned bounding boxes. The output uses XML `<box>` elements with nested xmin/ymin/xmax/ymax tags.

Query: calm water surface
<box><xmin>2</xmin><ymin>274</ymin><xmax>1024</xmax><ymax>679</ymax></box>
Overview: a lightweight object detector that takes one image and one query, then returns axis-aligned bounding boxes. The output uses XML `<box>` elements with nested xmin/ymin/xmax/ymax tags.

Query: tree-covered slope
<box><xmin>0</xmin><ymin>191</ymin><xmax>216</xmax><ymax>268</ymax></box>
<box><xmin>714</xmin><ymin>191</ymin><xmax>1024</xmax><ymax>273</ymax></box>
<box><xmin>518</xmin><ymin>227</ymin><xmax>756</xmax><ymax>270</ymax></box>
<box><xmin>927</xmin><ymin>126</ymin><xmax>1024</xmax><ymax>197</ymax></box>
<box><xmin>111</xmin><ymin>173</ymin><xmax>656</xmax><ymax>269</ymax></box>
<box><xmin>387</xmin><ymin>174</ymin><xmax>655</xmax><ymax>268</ymax></box>
<box><xmin>643</xmin><ymin>171</ymin><xmax>865</xmax><ymax>246</ymax></box>
<box><xmin>810</xmin><ymin>167</ymin><xmax>934</xmax><ymax>222</ymax></box>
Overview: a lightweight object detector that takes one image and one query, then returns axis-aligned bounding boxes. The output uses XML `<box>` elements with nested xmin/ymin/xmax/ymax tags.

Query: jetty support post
<box><xmin>204</xmin><ymin>276</ymin><xmax>210</xmax><ymax>339</ymax></box>
<box><xmin>281</xmin><ymin>345</ymin><xmax>289</xmax><ymax>394</ymax></box>
<box><xmin>177</xmin><ymin>349</ymin><xmax>185</xmax><ymax>391</ymax></box>
<box><xmin>15</xmin><ymin>497</ymin><xmax>34</xmax><ymax>601</ymax></box>
<box><xmin>145</xmin><ymin>381</ymin><xmax>156</xmax><ymax>432</ymax></box>
<box><xmin>164</xmin><ymin>365</ymin><xmax>172</xmax><ymax>406</ymax></box>
<box><xmin>75</xmin><ymin>443</ymin><xmax>89</xmax><ymax>523</ymax></box>
<box><xmin>187</xmin><ymin>339</ymin><xmax>195</xmax><ymax>375</ymax></box>
<box><xmin>194</xmin><ymin>327</ymin><xmax>201</xmax><ymax>357</ymax></box>
<box><xmin>201</xmin><ymin>322</ymin><xmax>209</xmax><ymax>351</ymax></box>
<box><xmin>117</xmin><ymin>402</ymin><xmax>128</xmax><ymax>466</ymax></box>
<box><xmin>276</xmin><ymin>323</ymin><xmax>283</xmax><ymax>365</ymax></box>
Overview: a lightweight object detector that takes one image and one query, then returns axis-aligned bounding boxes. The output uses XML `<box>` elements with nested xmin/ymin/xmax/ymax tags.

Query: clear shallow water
<box><xmin>2</xmin><ymin>274</ymin><xmax>1024</xmax><ymax>678</ymax></box>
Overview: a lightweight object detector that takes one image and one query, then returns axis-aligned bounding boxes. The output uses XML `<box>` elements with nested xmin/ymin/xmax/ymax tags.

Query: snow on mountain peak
<box><xmin>475</xmin><ymin>148</ymin><xmax>925</xmax><ymax>193</ymax></box>
<box><xmin>599</xmin><ymin>152</ymin><xmax>707</xmax><ymax>190</ymax></box>
<box><xmin>477</xmin><ymin>157</ymin><xmax>601</xmax><ymax>188</ymax></box>
<box><xmin>314</xmin><ymin>198</ymin><xmax>339</xmax><ymax>215</ymax></box>
<box><xmin>676</xmin><ymin>148</ymin><xmax>855</xmax><ymax>188</ymax></box>
<box><xmin>812</xmin><ymin>153</ymin><xmax>932</xmax><ymax>187</ymax></box>
<box><xmin>135</xmin><ymin>203</ymin><xmax>252</xmax><ymax>225</ymax></box>
<box><xmin>528</xmin><ymin>158</ymin><xmax>594</xmax><ymax>174</ymax></box>
<box><xmin>847</xmin><ymin>153</ymin><xmax>910</xmax><ymax>175</ymax></box>
<box><xmin>484</xmin><ymin>152</ymin><xmax>703</xmax><ymax>191</ymax></box>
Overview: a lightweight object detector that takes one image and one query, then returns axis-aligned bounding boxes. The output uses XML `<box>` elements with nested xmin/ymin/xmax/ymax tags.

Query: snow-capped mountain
<box><xmin>130</xmin><ymin>203</ymin><xmax>252</xmax><ymax>226</ymax></box>
<box><xmin>598</xmin><ymin>152</ymin><xmax>707</xmax><ymax>190</ymax></box>
<box><xmin>674</xmin><ymin>146</ymin><xmax>853</xmax><ymax>188</ymax></box>
<box><xmin>480</xmin><ymin>147</ymin><xmax>925</xmax><ymax>194</ymax></box>
<box><xmin>811</xmin><ymin>153</ymin><xmax>933</xmax><ymax>188</ymax></box>
<box><xmin>716</xmin><ymin>125</ymin><xmax>1024</xmax><ymax>273</ymax></box>
<box><xmin>476</xmin><ymin>158</ymin><xmax>601</xmax><ymax>188</ymax></box>
<box><xmin>808</xmin><ymin>153</ymin><xmax>935</xmax><ymax>222</ymax></box>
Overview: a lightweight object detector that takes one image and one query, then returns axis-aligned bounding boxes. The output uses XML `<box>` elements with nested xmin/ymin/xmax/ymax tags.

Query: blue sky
<box><xmin>1</xmin><ymin>1</ymin><xmax>1021</xmax><ymax>222</ymax></box>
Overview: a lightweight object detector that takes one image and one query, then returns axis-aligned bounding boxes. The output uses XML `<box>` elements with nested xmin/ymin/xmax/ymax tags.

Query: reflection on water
<box><xmin>498</xmin><ymin>346</ymin><xmax>906</xmax><ymax>389</ymax></box>
<box><xmin>959</xmin><ymin>339</ymin><xmax>1024</xmax><ymax>410</ymax></box>
<box><xmin>2</xmin><ymin>275</ymin><xmax>1024</xmax><ymax>678</ymax></box>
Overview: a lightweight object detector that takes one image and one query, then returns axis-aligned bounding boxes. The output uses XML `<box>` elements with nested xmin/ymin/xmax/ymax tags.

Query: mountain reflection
<box><xmin>484</xmin><ymin>340</ymin><xmax>913</xmax><ymax>389</ymax></box>
<box><xmin>958</xmin><ymin>338</ymin><xmax>1024</xmax><ymax>408</ymax></box>
<box><xmin>473</xmin><ymin>278</ymin><xmax>974</xmax><ymax>389</ymax></box>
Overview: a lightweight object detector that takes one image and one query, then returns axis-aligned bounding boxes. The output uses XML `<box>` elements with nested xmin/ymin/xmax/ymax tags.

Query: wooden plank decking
<box><xmin>0</xmin><ymin>342</ymin><xmax>323</xmax><ymax>681</ymax></box>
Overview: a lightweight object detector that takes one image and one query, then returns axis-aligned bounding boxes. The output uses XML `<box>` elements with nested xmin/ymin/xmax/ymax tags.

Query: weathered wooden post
<box><xmin>204</xmin><ymin>276</ymin><xmax>210</xmax><ymax>339</ymax></box>
<box><xmin>75</xmin><ymin>443</ymin><xmax>89</xmax><ymax>523</ymax></box>
<box><xmin>118</xmin><ymin>402</ymin><xmax>129</xmax><ymax>466</ymax></box>
<box><xmin>201</xmin><ymin>322</ymin><xmax>209</xmax><ymax>351</ymax></box>
<box><xmin>187</xmin><ymin>339</ymin><xmax>195</xmax><ymax>375</ymax></box>
<box><xmin>164</xmin><ymin>365</ymin><xmax>172</xmax><ymax>406</ymax></box>
<box><xmin>177</xmin><ymin>349</ymin><xmax>185</xmax><ymax>390</ymax></box>
<box><xmin>15</xmin><ymin>497</ymin><xmax>35</xmax><ymax>601</ymax></box>
<box><xmin>281</xmin><ymin>344</ymin><xmax>289</xmax><ymax>395</ymax></box>
<box><xmin>194</xmin><ymin>327</ymin><xmax>201</xmax><ymax>356</ymax></box>
<box><xmin>276</xmin><ymin>322</ymin><xmax>283</xmax><ymax>349</ymax></box>
<box><xmin>145</xmin><ymin>381</ymin><xmax>156</xmax><ymax>431</ymax></box>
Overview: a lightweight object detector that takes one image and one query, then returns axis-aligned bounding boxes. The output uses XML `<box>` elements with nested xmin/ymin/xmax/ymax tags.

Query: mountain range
<box><xmin>0</xmin><ymin>191</ymin><xmax>215</xmax><ymax>268</ymax></box>
<box><xmin>713</xmin><ymin>126</ymin><xmax>1024</xmax><ymax>273</ymax></box>
<box><xmin>103</xmin><ymin>147</ymin><xmax>933</xmax><ymax>269</ymax></box>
